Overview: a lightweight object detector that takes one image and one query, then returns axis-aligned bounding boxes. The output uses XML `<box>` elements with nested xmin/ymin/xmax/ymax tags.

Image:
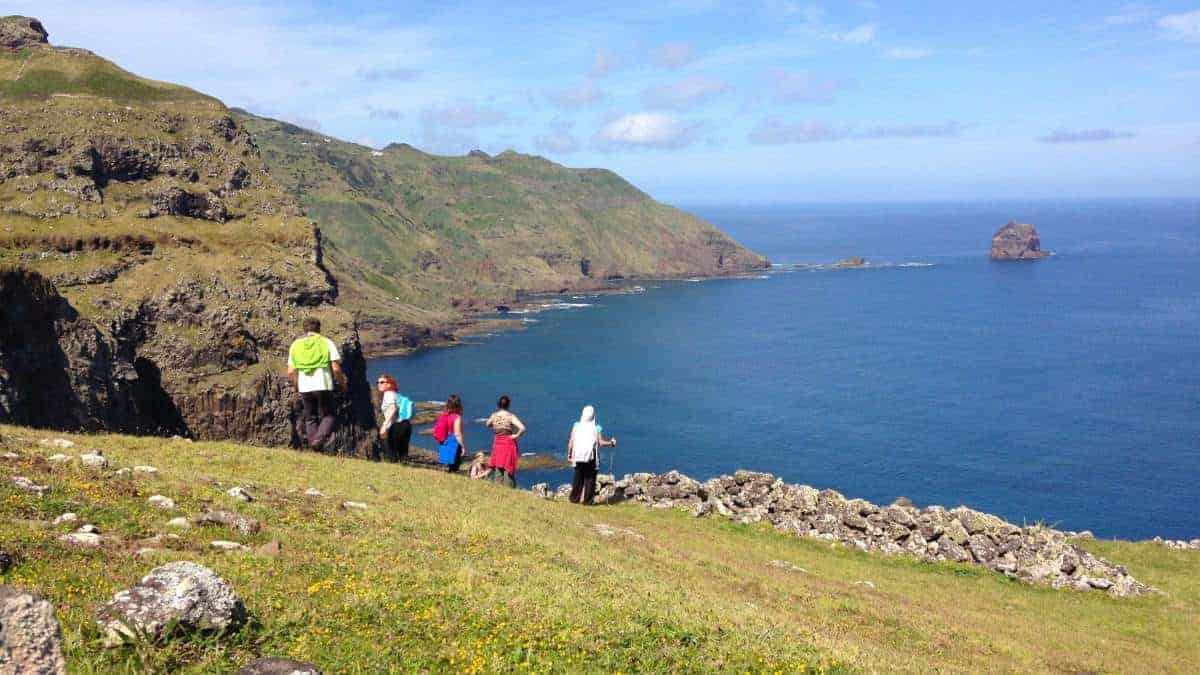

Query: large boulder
<box><xmin>990</xmin><ymin>222</ymin><xmax>1049</xmax><ymax>260</ymax></box>
<box><xmin>95</xmin><ymin>561</ymin><xmax>247</xmax><ymax>646</ymax></box>
<box><xmin>0</xmin><ymin>585</ymin><xmax>66</xmax><ymax>675</ymax></box>
<box><xmin>0</xmin><ymin>16</ymin><xmax>48</xmax><ymax>50</ymax></box>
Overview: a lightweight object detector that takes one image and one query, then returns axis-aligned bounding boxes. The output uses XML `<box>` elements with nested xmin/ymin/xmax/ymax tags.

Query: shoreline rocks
<box><xmin>536</xmin><ymin>469</ymin><xmax>1152</xmax><ymax>597</ymax></box>
<box><xmin>990</xmin><ymin>221</ymin><xmax>1050</xmax><ymax>260</ymax></box>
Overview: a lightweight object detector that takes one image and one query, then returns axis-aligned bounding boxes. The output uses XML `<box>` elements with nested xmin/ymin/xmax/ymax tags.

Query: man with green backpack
<box><xmin>287</xmin><ymin>317</ymin><xmax>347</xmax><ymax>451</ymax></box>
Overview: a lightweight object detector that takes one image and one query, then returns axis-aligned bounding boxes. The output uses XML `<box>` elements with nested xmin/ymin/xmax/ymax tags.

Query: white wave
<box><xmin>686</xmin><ymin>278</ymin><xmax>703</xmax><ymax>282</ymax></box>
<box><xmin>521</xmin><ymin>318</ymin><xmax>539</xmax><ymax>323</ymax></box>
<box><xmin>473</xmin><ymin>417</ymin><xmax>488</xmax><ymax>424</ymax></box>
<box><xmin>540</xmin><ymin>302</ymin><xmax>593</xmax><ymax>309</ymax></box>
<box><xmin>898</xmin><ymin>262</ymin><xmax>935</xmax><ymax>268</ymax></box>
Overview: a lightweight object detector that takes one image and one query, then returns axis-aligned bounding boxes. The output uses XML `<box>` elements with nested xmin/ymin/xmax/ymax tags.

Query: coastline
<box><xmin>359</xmin><ymin>265</ymin><xmax>770</xmax><ymax>358</ymax></box>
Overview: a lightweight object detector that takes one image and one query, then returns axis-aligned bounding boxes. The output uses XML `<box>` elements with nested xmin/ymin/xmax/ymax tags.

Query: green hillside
<box><xmin>236</xmin><ymin>113</ymin><xmax>767</xmax><ymax>352</ymax></box>
<box><xmin>2</xmin><ymin>426</ymin><xmax>1197</xmax><ymax>673</ymax></box>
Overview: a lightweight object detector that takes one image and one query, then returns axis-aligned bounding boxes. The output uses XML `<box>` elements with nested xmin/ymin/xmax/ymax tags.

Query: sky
<box><xmin>6</xmin><ymin>1</ymin><xmax>1199</xmax><ymax>204</ymax></box>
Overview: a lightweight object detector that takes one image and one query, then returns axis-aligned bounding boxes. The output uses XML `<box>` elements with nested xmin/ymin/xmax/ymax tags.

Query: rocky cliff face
<box><xmin>991</xmin><ymin>222</ymin><xmax>1049</xmax><ymax>260</ymax></box>
<box><xmin>0</xmin><ymin>18</ymin><xmax>375</xmax><ymax>456</ymax></box>
<box><xmin>238</xmin><ymin>113</ymin><xmax>768</xmax><ymax>352</ymax></box>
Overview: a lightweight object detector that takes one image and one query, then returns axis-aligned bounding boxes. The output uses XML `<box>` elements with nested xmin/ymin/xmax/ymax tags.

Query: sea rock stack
<box><xmin>0</xmin><ymin>16</ymin><xmax>49</xmax><ymax>50</ymax></box>
<box><xmin>990</xmin><ymin>222</ymin><xmax>1050</xmax><ymax>260</ymax></box>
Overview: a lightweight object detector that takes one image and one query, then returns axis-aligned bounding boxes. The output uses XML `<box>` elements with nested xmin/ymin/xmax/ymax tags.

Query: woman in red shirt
<box><xmin>433</xmin><ymin>394</ymin><xmax>467</xmax><ymax>473</ymax></box>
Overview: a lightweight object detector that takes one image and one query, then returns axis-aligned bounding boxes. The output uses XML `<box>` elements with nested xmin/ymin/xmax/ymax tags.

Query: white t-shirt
<box><xmin>287</xmin><ymin>336</ymin><xmax>341</xmax><ymax>393</ymax></box>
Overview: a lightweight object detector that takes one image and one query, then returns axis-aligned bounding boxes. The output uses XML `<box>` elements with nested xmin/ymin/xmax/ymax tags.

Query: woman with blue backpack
<box><xmin>432</xmin><ymin>394</ymin><xmax>468</xmax><ymax>473</ymax></box>
<box><xmin>376</xmin><ymin>374</ymin><xmax>414</xmax><ymax>461</ymax></box>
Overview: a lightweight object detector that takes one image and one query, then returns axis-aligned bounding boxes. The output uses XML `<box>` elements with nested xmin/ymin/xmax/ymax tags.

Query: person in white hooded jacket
<box><xmin>566</xmin><ymin>405</ymin><xmax>617</xmax><ymax>505</ymax></box>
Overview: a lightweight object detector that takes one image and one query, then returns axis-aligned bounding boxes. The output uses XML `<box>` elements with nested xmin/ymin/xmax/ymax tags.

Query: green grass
<box><xmin>2</xmin><ymin>425</ymin><xmax>1197</xmax><ymax>673</ymax></box>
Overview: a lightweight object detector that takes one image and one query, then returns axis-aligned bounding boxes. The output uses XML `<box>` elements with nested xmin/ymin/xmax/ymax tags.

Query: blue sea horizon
<box><xmin>368</xmin><ymin>197</ymin><xmax>1200</xmax><ymax>541</ymax></box>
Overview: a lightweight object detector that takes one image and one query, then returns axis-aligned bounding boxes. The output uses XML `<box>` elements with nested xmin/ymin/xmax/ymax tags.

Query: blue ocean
<box><xmin>368</xmin><ymin>199</ymin><xmax>1200</xmax><ymax>541</ymax></box>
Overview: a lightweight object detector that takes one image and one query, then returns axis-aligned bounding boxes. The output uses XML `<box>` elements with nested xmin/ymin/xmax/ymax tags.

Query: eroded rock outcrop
<box><xmin>0</xmin><ymin>16</ymin><xmax>48</xmax><ymax>50</ymax></box>
<box><xmin>991</xmin><ymin>222</ymin><xmax>1050</xmax><ymax>260</ymax></box>
<box><xmin>539</xmin><ymin>469</ymin><xmax>1150</xmax><ymax>597</ymax></box>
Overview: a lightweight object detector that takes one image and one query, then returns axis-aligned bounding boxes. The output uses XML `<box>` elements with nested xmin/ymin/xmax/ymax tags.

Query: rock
<box><xmin>211</xmin><ymin>541</ymin><xmax>250</xmax><ymax>552</ymax></box>
<box><xmin>0</xmin><ymin>452</ymin><xmax>20</xmax><ymax>461</ymax></box>
<box><xmin>114</xmin><ymin>468</ymin><xmax>132</xmax><ymax>477</ymax></box>
<box><xmin>227</xmin><ymin>486</ymin><xmax>255</xmax><ymax>502</ymax></box>
<box><xmin>990</xmin><ymin>221</ymin><xmax>1050</xmax><ymax>260</ymax></box>
<box><xmin>12</xmin><ymin>476</ymin><xmax>49</xmax><ymax>495</ymax></box>
<box><xmin>46</xmin><ymin>454</ymin><xmax>71</xmax><ymax>464</ymax></box>
<box><xmin>78</xmin><ymin>524</ymin><xmax>100</xmax><ymax>534</ymax></box>
<box><xmin>38</xmin><ymin>439</ymin><xmax>74</xmax><ymax>449</ymax></box>
<box><xmin>768</xmin><ymin>560</ymin><xmax>807</xmax><ymax>573</ymax></box>
<box><xmin>95</xmin><ymin>561</ymin><xmax>246</xmax><ymax>646</ymax></box>
<box><xmin>195</xmin><ymin>510</ymin><xmax>261</xmax><ymax>536</ymax></box>
<box><xmin>303</xmin><ymin>488</ymin><xmax>324</xmax><ymax>498</ymax></box>
<box><xmin>51</xmin><ymin>513</ymin><xmax>77</xmax><ymax>526</ymax></box>
<box><xmin>133</xmin><ymin>466</ymin><xmax>158</xmax><ymax>475</ymax></box>
<box><xmin>942</xmin><ymin>518</ymin><xmax>970</xmax><ymax>546</ymax></box>
<box><xmin>833</xmin><ymin>256</ymin><xmax>868</xmax><ymax>268</ymax></box>
<box><xmin>142</xmin><ymin>187</ymin><xmax>228</xmax><ymax>223</ymax></box>
<box><xmin>147</xmin><ymin>495</ymin><xmax>176</xmax><ymax>510</ymax></box>
<box><xmin>79</xmin><ymin>452</ymin><xmax>108</xmax><ymax>470</ymax></box>
<box><xmin>0</xmin><ymin>585</ymin><xmax>66</xmax><ymax>675</ymax></box>
<box><xmin>0</xmin><ymin>551</ymin><xmax>12</xmax><ymax>574</ymax></box>
<box><xmin>530</xmin><ymin>483</ymin><xmax>552</xmax><ymax>499</ymax></box>
<box><xmin>342</xmin><ymin>501</ymin><xmax>368</xmax><ymax>511</ymax></box>
<box><xmin>0</xmin><ymin>16</ymin><xmax>49</xmax><ymax>51</ymax></box>
<box><xmin>1075</xmin><ymin>530</ymin><xmax>1095</xmax><ymax>540</ymax></box>
<box><xmin>166</xmin><ymin>517</ymin><xmax>191</xmax><ymax>529</ymax></box>
<box><xmin>57</xmin><ymin>531</ymin><xmax>102</xmax><ymax>548</ymax></box>
<box><xmin>236</xmin><ymin>657</ymin><xmax>322</xmax><ymax>675</ymax></box>
<box><xmin>554</xmin><ymin>484</ymin><xmax>572</xmax><ymax>500</ymax></box>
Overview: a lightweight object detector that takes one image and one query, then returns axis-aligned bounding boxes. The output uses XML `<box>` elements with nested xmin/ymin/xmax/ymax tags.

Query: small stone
<box><xmin>58</xmin><ymin>531</ymin><xmax>102</xmax><ymax>548</ymax></box>
<box><xmin>1</xmin><ymin>452</ymin><xmax>21</xmax><ymax>461</ymax></box>
<box><xmin>46</xmin><ymin>454</ymin><xmax>71</xmax><ymax>464</ymax></box>
<box><xmin>227</xmin><ymin>486</ymin><xmax>254</xmax><ymax>502</ymax></box>
<box><xmin>0</xmin><ymin>585</ymin><xmax>68</xmax><ymax>675</ymax></box>
<box><xmin>342</xmin><ymin>501</ymin><xmax>368</xmax><ymax>510</ymax></box>
<box><xmin>195</xmin><ymin>510</ymin><xmax>261</xmax><ymax>536</ymax></box>
<box><xmin>303</xmin><ymin>487</ymin><xmax>324</xmax><ymax>498</ymax></box>
<box><xmin>211</xmin><ymin>540</ymin><xmax>250</xmax><ymax>552</ymax></box>
<box><xmin>166</xmin><ymin>517</ymin><xmax>191</xmax><ymax>529</ymax></box>
<box><xmin>530</xmin><ymin>483</ymin><xmax>552</xmax><ymax>499</ymax></box>
<box><xmin>769</xmin><ymin>560</ymin><xmax>807</xmax><ymax>573</ymax></box>
<box><xmin>134</xmin><ymin>548</ymin><xmax>163</xmax><ymax>558</ymax></box>
<box><xmin>39</xmin><ymin>439</ymin><xmax>75</xmax><ymax>449</ymax></box>
<box><xmin>854</xmin><ymin>580</ymin><xmax>877</xmax><ymax>590</ymax></box>
<box><xmin>96</xmin><ymin>561</ymin><xmax>247</xmax><ymax>646</ymax></box>
<box><xmin>79</xmin><ymin>452</ymin><xmax>108</xmax><ymax>470</ymax></box>
<box><xmin>236</xmin><ymin>657</ymin><xmax>322</xmax><ymax>675</ymax></box>
<box><xmin>1088</xmin><ymin>577</ymin><xmax>1113</xmax><ymax>590</ymax></box>
<box><xmin>1076</xmin><ymin>530</ymin><xmax>1095</xmax><ymax>540</ymax></box>
<box><xmin>133</xmin><ymin>466</ymin><xmax>158</xmax><ymax>475</ymax></box>
<box><xmin>52</xmin><ymin>513</ymin><xmax>78</xmax><ymax>526</ymax></box>
<box><xmin>78</xmin><ymin>524</ymin><xmax>100</xmax><ymax>534</ymax></box>
<box><xmin>146</xmin><ymin>494</ymin><xmax>175</xmax><ymax>509</ymax></box>
<box><xmin>113</xmin><ymin>468</ymin><xmax>132</xmax><ymax>477</ymax></box>
<box><xmin>12</xmin><ymin>476</ymin><xmax>50</xmax><ymax>495</ymax></box>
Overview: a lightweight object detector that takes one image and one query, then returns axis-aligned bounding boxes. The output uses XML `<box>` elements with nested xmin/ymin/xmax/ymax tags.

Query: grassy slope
<box><xmin>1</xmin><ymin>425</ymin><xmax>1196</xmax><ymax>673</ymax></box>
<box><xmin>236</xmin><ymin>113</ymin><xmax>767</xmax><ymax>335</ymax></box>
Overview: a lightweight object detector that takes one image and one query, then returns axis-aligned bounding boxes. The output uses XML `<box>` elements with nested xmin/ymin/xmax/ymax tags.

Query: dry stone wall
<box><xmin>534</xmin><ymin>469</ymin><xmax>1151</xmax><ymax>597</ymax></box>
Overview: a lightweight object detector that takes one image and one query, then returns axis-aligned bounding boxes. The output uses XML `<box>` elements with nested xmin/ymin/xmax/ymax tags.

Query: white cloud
<box><xmin>641</xmin><ymin>75</ymin><xmax>729</xmax><ymax>110</ymax></box>
<box><xmin>419</xmin><ymin>101</ymin><xmax>507</xmax><ymax>128</ymax></box>
<box><xmin>595</xmin><ymin>112</ymin><xmax>703</xmax><ymax>150</ymax></box>
<box><xmin>356</xmin><ymin>65</ymin><xmax>420</xmax><ymax>82</ymax></box>
<box><xmin>831</xmin><ymin>22</ymin><xmax>878</xmax><ymax>45</ymax></box>
<box><xmin>770</xmin><ymin>69</ymin><xmax>845</xmax><ymax>104</ymax></box>
<box><xmin>546</xmin><ymin>79</ymin><xmax>606</xmax><ymax>109</ymax></box>
<box><xmin>533</xmin><ymin>128</ymin><xmax>580</xmax><ymax>154</ymax></box>
<box><xmin>590</xmin><ymin>48</ymin><xmax>620</xmax><ymax>77</ymax></box>
<box><xmin>883</xmin><ymin>47</ymin><xmax>934</xmax><ymax>60</ymax></box>
<box><xmin>651</xmin><ymin>41</ymin><xmax>695</xmax><ymax>68</ymax></box>
<box><xmin>1103</xmin><ymin>3</ymin><xmax>1156</xmax><ymax>26</ymax></box>
<box><xmin>861</xmin><ymin>122</ymin><xmax>963</xmax><ymax>139</ymax></box>
<box><xmin>1159</xmin><ymin>10</ymin><xmax>1200</xmax><ymax>41</ymax></box>
<box><xmin>1037</xmin><ymin>128</ymin><xmax>1135</xmax><ymax>143</ymax></box>
<box><xmin>748</xmin><ymin>118</ymin><xmax>845</xmax><ymax>144</ymax></box>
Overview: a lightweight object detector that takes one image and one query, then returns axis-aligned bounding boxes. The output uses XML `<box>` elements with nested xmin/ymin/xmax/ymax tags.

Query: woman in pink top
<box><xmin>433</xmin><ymin>394</ymin><xmax>467</xmax><ymax>473</ymax></box>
